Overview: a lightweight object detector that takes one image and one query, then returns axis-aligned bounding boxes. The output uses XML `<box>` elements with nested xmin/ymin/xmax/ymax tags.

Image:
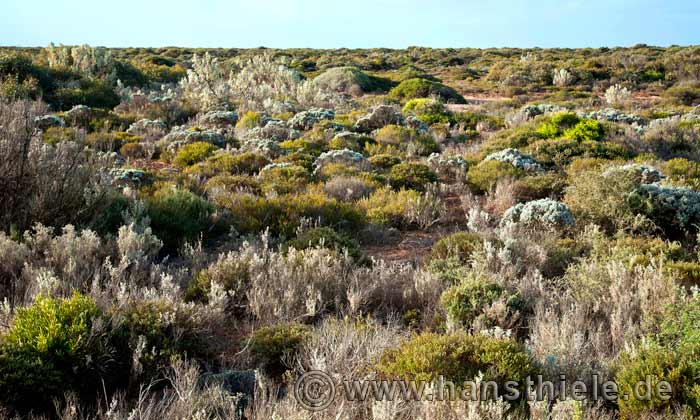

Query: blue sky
<box><xmin>2</xmin><ymin>0</ymin><xmax>699</xmax><ymax>48</ymax></box>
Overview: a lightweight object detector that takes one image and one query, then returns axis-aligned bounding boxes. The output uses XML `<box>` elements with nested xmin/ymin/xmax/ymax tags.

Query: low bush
<box><xmin>440</xmin><ymin>273</ymin><xmax>526</xmax><ymax>332</ymax></box>
<box><xmin>259</xmin><ymin>164</ymin><xmax>311</xmax><ymax>195</ymax></box>
<box><xmin>285</xmin><ymin>226</ymin><xmax>364</xmax><ymax>262</ymax></box>
<box><xmin>190</xmin><ymin>152</ymin><xmax>271</xmax><ymax>177</ymax></box>
<box><xmin>248</xmin><ymin>323</ymin><xmax>311</xmax><ymax>376</ymax></box>
<box><xmin>359</xmin><ymin>188</ymin><xmax>421</xmax><ymax>228</ymax></box>
<box><xmin>430</xmin><ymin>232</ymin><xmax>482</xmax><ymax>264</ymax></box>
<box><xmin>388</xmin><ymin>162</ymin><xmax>438</xmax><ymax>191</ymax></box>
<box><xmin>563</xmin><ymin>119</ymin><xmax>605</xmax><ymax>142</ymax></box>
<box><xmin>146</xmin><ymin>187</ymin><xmax>214</xmax><ymax>250</ymax></box>
<box><xmin>377</xmin><ymin>332</ymin><xmax>534</xmax><ymax>388</ymax></box>
<box><xmin>388</xmin><ymin>78</ymin><xmax>466</xmax><ymax>104</ymax></box>
<box><xmin>467</xmin><ymin>160</ymin><xmax>523</xmax><ymax>194</ymax></box>
<box><xmin>0</xmin><ymin>294</ymin><xmax>119</xmax><ymax>414</ymax></box>
<box><xmin>174</xmin><ymin>141</ymin><xmax>218</xmax><ymax>167</ymax></box>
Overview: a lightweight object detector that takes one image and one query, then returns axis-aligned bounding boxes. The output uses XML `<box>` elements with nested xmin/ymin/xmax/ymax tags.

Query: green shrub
<box><xmin>285</xmin><ymin>226</ymin><xmax>365</xmax><ymax>263</ymax></box>
<box><xmin>360</xmin><ymin>188</ymin><xmax>421</xmax><ymax>228</ymax></box>
<box><xmin>237</xmin><ymin>111</ymin><xmax>261</xmax><ymax>129</ymax></box>
<box><xmin>440</xmin><ymin>274</ymin><xmax>526</xmax><ymax>332</ymax></box>
<box><xmin>185</xmin><ymin>256</ymin><xmax>251</xmax><ymax>306</ymax></box>
<box><xmin>563</xmin><ymin>119</ymin><xmax>605</xmax><ymax>142</ymax></box>
<box><xmin>665</xmin><ymin>84</ymin><xmax>700</xmax><ymax>106</ymax></box>
<box><xmin>369</xmin><ymin>154</ymin><xmax>402</xmax><ymax>169</ymax></box>
<box><xmin>259</xmin><ymin>164</ymin><xmax>310</xmax><ymax>195</ymax></box>
<box><xmin>513</xmin><ymin>173</ymin><xmax>566</xmax><ymax>202</ymax></box>
<box><xmin>467</xmin><ymin>160</ymin><xmax>523</xmax><ymax>194</ymax></box>
<box><xmin>527</xmin><ymin>138</ymin><xmax>631</xmax><ymax>167</ymax></box>
<box><xmin>402</xmin><ymin>98</ymin><xmax>447</xmax><ymax>115</ymax></box>
<box><xmin>55</xmin><ymin>78</ymin><xmax>120</xmax><ymax>110</ymax></box>
<box><xmin>375</xmin><ymin>125</ymin><xmax>414</xmax><ymax>146</ymax></box>
<box><xmin>249</xmin><ymin>323</ymin><xmax>311</xmax><ymax>376</ymax></box>
<box><xmin>117</xmin><ymin>300</ymin><xmax>209</xmax><ymax>381</ymax></box>
<box><xmin>146</xmin><ymin>187</ymin><xmax>214</xmax><ymax>250</ymax></box>
<box><xmin>615</xmin><ymin>342</ymin><xmax>696</xmax><ymax>418</ymax></box>
<box><xmin>665</xmin><ymin>261</ymin><xmax>700</xmax><ymax>288</ymax></box>
<box><xmin>204</xmin><ymin>174</ymin><xmax>261</xmax><ymax>194</ymax></box>
<box><xmin>430</xmin><ymin>232</ymin><xmax>482</xmax><ymax>264</ymax></box>
<box><xmin>0</xmin><ymin>294</ymin><xmax>117</xmax><ymax>413</ymax></box>
<box><xmin>174</xmin><ymin>142</ymin><xmax>218</xmax><ymax>167</ymax></box>
<box><xmin>616</xmin><ymin>293</ymin><xmax>700</xmax><ymax>419</ymax></box>
<box><xmin>388</xmin><ymin>78</ymin><xmax>466</xmax><ymax>104</ymax></box>
<box><xmin>388</xmin><ymin>162</ymin><xmax>438</xmax><ymax>191</ymax></box>
<box><xmin>119</xmin><ymin>142</ymin><xmax>146</xmax><ymax>159</ymax></box>
<box><xmin>215</xmin><ymin>191</ymin><xmax>365</xmax><ymax>237</ymax></box>
<box><xmin>377</xmin><ymin>333</ymin><xmax>534</xmax><ymax>388</ymax></box>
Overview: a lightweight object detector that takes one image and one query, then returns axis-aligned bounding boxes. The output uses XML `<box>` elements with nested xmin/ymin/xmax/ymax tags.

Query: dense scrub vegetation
<box><xmin>0</xmin><ymin>44</ymin><xmax>699</xmax><ymax>419</ymax></box>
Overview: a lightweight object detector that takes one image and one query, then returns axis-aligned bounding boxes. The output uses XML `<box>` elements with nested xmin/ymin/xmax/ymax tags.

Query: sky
<box><xmin>2</xmin><ymin>0</ymin><xmax>699</xmax><ymax>49</ymax></box>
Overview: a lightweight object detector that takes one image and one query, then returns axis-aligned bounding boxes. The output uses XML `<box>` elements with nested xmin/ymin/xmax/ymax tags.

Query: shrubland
<box><xmin>0</xmin><ymin>44</ymin><xmax>698</xmax><ymax>419</ymax></box>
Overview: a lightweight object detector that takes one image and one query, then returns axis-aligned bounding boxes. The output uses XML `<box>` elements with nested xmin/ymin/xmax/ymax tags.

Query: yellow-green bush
<box><xmin>174</xmin><ymin>141</ymin><xmax>218</xmax><ymax>167</ymax></box>
<box><xmin>0</xmin><ymin>294</ymin><xmax>116</xmax><ymax>413</ymax></box>
<box><xmin>146</xmin><ymin>187</ymin><xmax>214</xmax><ymax>250</ymax></box>
<box><xmin>377</xmin><ymin>332</ymin><xmax>534</xmax><ymax>387</ymax></box>
<box><xmin>430</xmin><ymin>232</ymin><xmax>482</xmax><ymax>264</ymax></box>
<box><xmin>359</xmin><ymin>188</ymin><xmax>420</xmax><ymax>227</ymax></box>
<box><xmin>388</xmin><ymin>162</ymin><xmax>437</xmax><ymax>191</ymax></box>
<box><xmin>467</xmin><ymin>160</ymin><xmax>523</xmax><ymax>194</ymax></box>
<box><xmin>248</xmin><ymin>323</ymin><xmax>311</xmax><ymax>376</ymax></box>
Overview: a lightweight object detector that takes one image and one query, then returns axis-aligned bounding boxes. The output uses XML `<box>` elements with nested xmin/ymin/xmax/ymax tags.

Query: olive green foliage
<box><xmin>146</xmin><ymin>187</ymin><xmax>214</xmax><ymax>250</ymax></box>
<box><xmin>285</xmin><ymin>226</ymin><xmax>364</xmax><ymax>262</ymax></box>
<box><xmin>388</xmin><ymin>78</ymin><xmax>466</xmax><ymax>103</ymax></box>
<box><xmin>616</xmin><ymin>294</ymin><xmax>700</xmax><ymax>418</ymax></box>
<box><xmin>564</xmin><ymin>119</ymin><xmax>605</xmax><ymax>142</ymax></box>
<box><xmin>388</xmin><ymin>162</ymin><xmax>438</xmax><ymax>191</ymax></box>
<box><xmin>174</xmin><ymin>141</ymin><xmax>218</xmax><ymax>167</ymax></box>
<box><xmin>369</xmin><ymin>154</ymin><xmax>402</xmax><ymax>169</ymax></box>
<box><xmin>377</xmin><ymin>333</ymin><xmax>534</xmax><ymax>387</ymax></box>
<box><xmin>192</xmin><ymin>152</ymin><xmax>271</xmax><ymax>177</ymax></box>
<box><xmin>359</xmin><ymin>188</ymin><xmax>420</xmax><ymax>228</ymax></box>
<box><xmin>259</xmin><ymin>165</ymin><xmax>310</xmax><ymax>194</ymax></box>
<box><xmin>117</xmin><ymin>300</ymin><xmax>209</xmax><ymax>381</ymax></box>
<box><xmin>430</xmin><ymin>232</ymin><xmax>482</xmax><ymax>264</ymax></box>
<box><xmin>249</xmin><ymin>323</ymin><xmax>311</xmax><ymax>376</ymax></box>
<box><xmin>215</xmin><ymin>191</ymin><xmax>365</xmax><ymax>237</ymax></box>
<box><xmin>237</xmin><ymin>111</ymin><xmax>261</xmax><ymax>129</ymax></box>
<box><xmin>0</xmin><ymin>294</ymin><xmax>118</xmax><ymax>413</ymax></box>
<box><xmin>440</xmin><ymin>273</ymin><xmax>526</xmax><ymax>331</ymax></box>
<box><xmin>467</xmin><ymin>160</ymin><xmax>523</xmax><ymax>194</ymax></box>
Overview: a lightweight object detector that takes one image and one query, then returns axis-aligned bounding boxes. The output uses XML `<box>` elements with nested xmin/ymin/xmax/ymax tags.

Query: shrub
<box><xmin>402</xmin><ymin>98</ymin><xmax>447</xmax><ymax>116</ymax></box>
<box><xmin>55</xmin><ymin>78</ymin><xmax>120</xmax><ymax>110</ymax></box>
<box><xmin>388</xmin><ymin>78</ymin><xmax>466</xmax><ymax>104</ymax></box>
<box><xmin>204</xmin><ymin>152</ymin><xmax>271</xmax><ymax>176</ymax></box>
<box><xmin>665</xmin><ymin>261</ymin><xmax>700</xmax><ymax>288</ymax></box>
<box><xmin>430</xmin><ymin>232</ymin><xmax>482</xmax><ymax>264</ymax></box>
<box><xmin>513</xmin><ymin>173</ymin><xmax>566</xmax><ymax>202</ymax></box>
<box><xmin>467</xmin><ymin>160</ymin><xmax>523</xmax><ymax>194</ymax></box>
<box><xmin>375</xmin><ymin>124</ymin><xmax>414</xmax><ymax>146</ymax></box>
<box><xmin>117</xmin><ymin>300</ymin><xmax>210</xmax><ymax>382</ymax></box>
<box><xmin>285</xmin><ymin>227</ymin><xmax>364</xmax><ymax>262</ymax></box>
<box><xmin>500</xmin><ymin>198</ymin><xmax>575</xmax><ymax>229</ymax></box>
<box><xmin>236</xmin><ymin>111</ymin><xmax>261</xmax><ymax>129</ymax></box>
<box><xmin>248</xmin><ymin>323</ymin><xmax>311</xmax><ymax>376</ymax></box>
<box><xmin>627</xmin><ymin>184</ymin><xmax>700</xmax><ymax>237</ymax></box>
<box><xmin>563</xmin><ymin>119</ymin><xmax>605</xmax><ymax>142</ymax></box>
<box><xmin>214</xmin><ymin>191</ymin><xmax>365</xmax><ymax>237</ymax></box>
<box><xmin>377</xmin><ymin>333</ymin><xmax>534</xmax><ymax>387</ymax></box>
<box><xmin>484</xmin><ymin>148</ymin><xmax>544</xmax><ymax>172</ymax></box>
<box><xmin>174</xmin><ymin>141</ymin><xmax>218</xmax><ymax>167</ymax></box>
<box><xmin>388</xmin><ymin>162</ymin><xmax>438</xmax><ymax>191</ymax></box>
<box><xmin>313</xmin><ymin>66</ymin><xmax>392</xmax><ymax>95</ymax></box>
<box><xmin>526</xmin><ymin>138</ymin><xmax>631</xmax><ymax>166</ymax></box>
<box><xmin>146</xmin><ymin>187</ymin><xmax>214</xmax><ymax>250</ymax></box>
<box><xmin>324</xmin><ymin>175</ymin><xmax>377</xmax><ymax>202</ymax></box>
<box><xmin>204</xmin><ymin>174</ymin><xmax>261</xmax><ymax>194</ymax></box>
<box><xmin>369</xmin><ymin>154</ymin><xmax>402</xmax><ymax>169</ymax></box>
<box><xmin>185</xmin><ymin>252</ymin><xmax>251</xmax><ymax>306</ymax></box>
<box><xmin>440</xmin><ymin>273</ymin><xmax>526</xmax><ymax>331</ymax></box>
<box><xmin>360</xmin><ymin>188</ymin><xmax>421</xmax><ymax>227</ymax></box>
<box><xmin>615</xmin><ymin>342</ymin><xmax>695</xmax><ymax>418</ymax></box>
<box><xmin>259</xmin><ymin>164</ymin><xmax>310</xmax><ymax>195</ymax></box>
<box><xmin>119</xmin><ymin>142</ymin><xmax>146</xmax><ymax>159</ymax></box>
<box><xmin>0</xmin><ymin>294</ymin><xmax>117</xmax><ymax>413</ymax></box>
